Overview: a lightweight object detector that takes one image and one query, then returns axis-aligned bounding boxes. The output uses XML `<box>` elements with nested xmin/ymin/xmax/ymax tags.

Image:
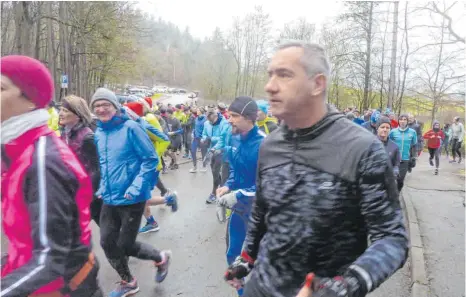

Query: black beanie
<box><xmin>376</xmin><ymin>116</ymin><xmax>391</xmax><ymax>130</ymax></box>
<box><xmin>228</xmin><ymin>96</ymin><xmax>258</xmax><ymax>122</ymax></box>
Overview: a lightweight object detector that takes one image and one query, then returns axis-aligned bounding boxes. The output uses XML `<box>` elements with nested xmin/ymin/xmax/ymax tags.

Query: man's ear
<box><xmin>310</xmin><ymin>74</ymin><xmax>327</xmax><ymax>97</ymax></box>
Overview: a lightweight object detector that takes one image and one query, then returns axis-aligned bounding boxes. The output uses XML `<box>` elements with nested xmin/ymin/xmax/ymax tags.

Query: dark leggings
<box><xmin>442</xmin><ymin>138</ymin><xmax>450</xmax><ymax>156</ymax></box>
<box><xmin>156</xmin><ymin>178</ymin><xmax>168</xmax><ymax>196</ymax></box>
<box><xmin>397</xmin><ymin>161</ymin><xmax>410</xmax><ymax>192</ymax></box>
<box><xmin>184</xmin><ymin>132</ymin><xmax>192</xmax><ymax>155</ymax></box>
<box><xmin>221</xmin><ymin>162</ymin><xmax>230</xmax><ymax>185</ymax></box>
<box><xmin>451</xmin><ymin>138</ymin><xmax>462</xmax><ymax>160</ymax></box>
<box><xmin>191</xmin><ymin>137</ymin><xmax>208</xmax><ymax>167</ymax></box>
<box><xmin>161</xmin><ymin>157</ymin><xmax>166</xmax><ymax>170</ymax></box>
<box><xmin>211</xmin><ymin>154</ymin><xmax>223</xmax><ymax>195</ymax></box>
<box><xmin>90</xmin><ymin>198</ymin><xmax>103</xmax><ymax>226</ymax></box>
<box><xmin>428</xmin><ymin>147</ymin><xmax>440</xmax><ymax>168</ymax></box>
<box><xmin>100</xmin><ymin>202</ymin><xmax>162</xmax><ymax>282</ymax></box>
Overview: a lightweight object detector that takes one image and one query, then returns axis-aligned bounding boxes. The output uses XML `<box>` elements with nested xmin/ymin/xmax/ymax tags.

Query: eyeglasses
<box><xmin>93</xmin><ymin>103</ymin><xmax>113</xmax><ymax>110</ymax></box>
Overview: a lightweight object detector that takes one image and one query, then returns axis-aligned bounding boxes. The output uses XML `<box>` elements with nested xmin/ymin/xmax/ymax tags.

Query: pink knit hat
<box><xmin>1</xmin><ymin>55</ymin><xmax>54</xmax><ymax>108</ymax></box>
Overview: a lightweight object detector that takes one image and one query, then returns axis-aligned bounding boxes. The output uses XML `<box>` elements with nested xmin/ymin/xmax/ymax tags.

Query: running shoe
<box><xmin>155</xmin><ymin>250</ymin><xmax>172</xmax><ymax>283</ymax></box>
<box><xmin>206</xmin><ymin>194</ymin><xmax>216</xmax><ymax>204</ymax></box>
<box><xmin>139</xmin><ymin>222</ymin><xmax>160</xmax><ymax>233</ymax></box>
<box><xmin>109</xmin><ymin>279</ymin><xmax>139</xmax><ymax>297</ymax></box>
<box><xmin>165</xmin><ymin>192</ymin><xmax>178</xmax><ymax>212</ymax></box>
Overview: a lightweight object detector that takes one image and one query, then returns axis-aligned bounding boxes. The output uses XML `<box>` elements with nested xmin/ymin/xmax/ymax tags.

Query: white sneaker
<box><xmin>200</xmin><ymin>166</ymin><xmax>207</xmax><ymax>172</ymax></box>
<box><xmin>189</xmin><ymin>167</ymin><xmax>197</xmax><ymax>173</ymax></box>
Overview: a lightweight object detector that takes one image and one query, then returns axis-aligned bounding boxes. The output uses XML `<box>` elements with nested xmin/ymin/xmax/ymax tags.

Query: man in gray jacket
<box><xmin>225</xmin><ymin>41</ymin><xmax>408</xmax><ymax>297</ymax></box>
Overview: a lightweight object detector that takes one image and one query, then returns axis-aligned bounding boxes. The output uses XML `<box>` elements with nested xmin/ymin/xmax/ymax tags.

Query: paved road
<box><xmin>91</xmin><ymin>162</ymin><xmax>411</xmax><ymax>297</ymax></box>
<box><xmin>94</xmin><ymin>163</ymin><xmax>235</xmax><ymax>297</ymax></box>
<box><xmin>404</xmin><ymin>153</ymin><xmax>465</xmax><ymax>297</ymax></box>
<box><xmin>158</xmin><ymin>94</ymin><xmax>197</xmax><ymax>106</ymax></box>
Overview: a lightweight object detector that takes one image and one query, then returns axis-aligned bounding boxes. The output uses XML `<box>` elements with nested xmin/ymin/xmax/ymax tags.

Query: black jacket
<box><xmin>182</xmin><ymin>114</ymin><xmax>195</xmax><ymax>136</ymax></box>
<box><xmin>243</xmin><ymin>108</ymin><xmax>408</xmax><ymax>297</ymax></box>
<box><xmin>361</xmin><ymin>121</ymin><xmax>377</xmax><ymax>135</ymax></box>
<box><xmin>382</xmin><ymin>139</ymin><xmax>401</xmax><ymax>176</ymax></box>
<box><xmin>61</xmin><ymin>123</ymin><xmax>100</xmax><ymax>193</ymax></box>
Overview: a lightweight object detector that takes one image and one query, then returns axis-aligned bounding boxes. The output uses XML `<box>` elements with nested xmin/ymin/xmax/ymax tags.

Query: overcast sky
<box><xmin>137</xmin><ymin>0</ymin><xmax>345</xmax><ymax>39</ymax></box>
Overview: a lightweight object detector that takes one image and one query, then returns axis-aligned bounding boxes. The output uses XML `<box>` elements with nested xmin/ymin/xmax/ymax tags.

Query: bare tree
<box><xmin>409</xmin><ymin>1</ymin><xmax>465</xmax><ymax>123</ymax></box>
<box><xmin>430</xmin><ymin>1</ymin><xmax>465</xmax><ymax>44</ymax></box>
<box><xmin>387</xmin><ymin>1</ymin><xmax>399</xmax><ymax>109</ymax></box>
<box><xmin>280</xmin><ymin>17</ymin><xmax>315</xmax><ymax>42</ymax></box>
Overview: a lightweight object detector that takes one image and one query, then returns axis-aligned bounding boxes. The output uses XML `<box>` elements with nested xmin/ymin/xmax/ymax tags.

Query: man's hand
<box><xmin>224</xmin><ymin>254</ymin><xmax>254</xmax><ymax>289</ymax></box>
<box><xmin>168</xmin><ymin>132</ymin><xmax>175</xmax><ymax>136</ymax></box>
<box><xmin>216</xmin><ymin>186</ymin><xmax>230</xmax><ymax>198</ymax></box>
<box><xmin>302</xmin><ymin>273</ymin><xmax>364</xmax><ymax>297</ymax></box>
<box><xmin>217</xmin><ymin>191</ymin><xmax>237</xmax><ymax>208</ymax></box>
<box><xmin>296</xmin><ymin>273</ymin><xmax>315</xmax><ymax>297</ymax></box>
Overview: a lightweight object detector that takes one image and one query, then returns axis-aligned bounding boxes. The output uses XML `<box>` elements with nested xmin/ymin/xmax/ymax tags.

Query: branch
<box><xmin>432</xmin><ymin>2</ymin><xmax>465</xmax><ymax>43</ymax></box>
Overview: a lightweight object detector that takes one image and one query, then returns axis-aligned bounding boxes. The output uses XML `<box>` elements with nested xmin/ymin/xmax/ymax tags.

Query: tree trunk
<box><xmin>430</xmin><ymin>15</ymin><xmax>446</xmax><ymax>124</ymax></box>
<box><xmin>2</xmin><ymin>2</ymin><xmax>13</xmax><ymax>56</ymax></box>
<box><xmin>46</xmin><ymin>2</ymin><xmax>57</xmax><ymax>101</ymax></box>
<box><xmin>397</xmin><ymin>2</ymin><xmax>410</xmax><ymax>116</ymax></box>
<box><xmin>387</xmin><ymin>1</ymin><xmax>399</xmax><ymax>109</ymax></box>
<box><xmin>363</xmin><ymin>2</ymin><xmax>373</xmax><ymax>110</ymax></box>
<box><xmin>34</xmin><ymin>4</ymin><xmax>42</xmax><ymax>59</ymax></box>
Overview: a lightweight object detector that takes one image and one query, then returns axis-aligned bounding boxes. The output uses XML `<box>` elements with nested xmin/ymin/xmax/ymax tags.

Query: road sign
<box><xmin>61</xmin><ymin>74</ymin><xmax>68</xmax><ymax>89</ymax></box>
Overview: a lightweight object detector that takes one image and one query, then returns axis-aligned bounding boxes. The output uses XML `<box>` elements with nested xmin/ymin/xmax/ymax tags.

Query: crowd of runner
<box><xmin>1</xmin><ymin>41</ymin><xmax>463</xmax><ymax>297</ymax></box>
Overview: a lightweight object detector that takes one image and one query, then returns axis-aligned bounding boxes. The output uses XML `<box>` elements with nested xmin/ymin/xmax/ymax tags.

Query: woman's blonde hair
<box><xmin>62</xmin><ymin>95</ymin><xmax>92</xmax><ymax>126</ymax></box>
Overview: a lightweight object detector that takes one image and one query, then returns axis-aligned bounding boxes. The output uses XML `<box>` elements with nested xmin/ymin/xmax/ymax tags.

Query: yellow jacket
<box><xmin>144</xmin><ymin>113</ymin><xmax>170</xmax><ymax>171</ymax></box>
<box><xmin>174</xmin><ymin>110</ymin><xmax>186</xmax><ymax>123</ymax></box>
<box><xmin>47</xmin><ymin>107</ymin><xmax>59</xmax><ymax>131</ymax></box>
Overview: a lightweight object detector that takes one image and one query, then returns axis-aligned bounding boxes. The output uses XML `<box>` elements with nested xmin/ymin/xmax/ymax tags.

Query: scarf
<box><xmin>1</xmin><ymin>109</ymin><xmax>50</xmax><ymax>144</ymax></box>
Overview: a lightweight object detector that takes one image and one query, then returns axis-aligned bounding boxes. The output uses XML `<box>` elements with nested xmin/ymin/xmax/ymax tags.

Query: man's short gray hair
<box><xmin>277</xmin><ymin>40</ymin><xmax>331</xmax><ymax>80</ymax></box>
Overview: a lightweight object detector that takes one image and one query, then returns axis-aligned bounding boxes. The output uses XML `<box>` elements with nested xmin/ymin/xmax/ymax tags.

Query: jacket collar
<box><xmin>240</xmin><ymin>125</ymin><xmax>259</xmax><ymax>142</ymax></box>
<box><xmin>97</xmin><ymin>108</ymin><xmax>129</xmax><ymax>130</ymax></box>
<box><xmin>3</xmin><ymin>125</ymin><xmax>53</xmax><ymax>160</ymax></box>
<box><xmin>281</xmin><ymin>105</ymin><xmax>343</xmax><ymax>141</ymax></box>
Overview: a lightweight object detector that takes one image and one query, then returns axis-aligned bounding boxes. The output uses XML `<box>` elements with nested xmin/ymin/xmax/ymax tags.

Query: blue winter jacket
<box><xmin>193</xmin><ymin>114</ymin><xmax>207</xmax><ymax>138</ymax></box>
<box><xmin>202</xmin><ymin>113</ymin><xmax>230</xmax><ymax>150</ymax></box>
<box><xmin>223</xmin><ymin>126</ymin><xmax>265</xmax><ymax>217</ymax></box>
<box><xmin>94</xmin><ymin>108</ymin><xmax>158</xmax><ymax>206</ymax></box>
<box><xmin>389</xmin><ymin>127</ymin><xmax>418</xmax><ymax>161</ymax></box>
<box><xmin>222</xmin><ymin>125</ymin><xmax>241</xmax><ymax>163</ymax></box>
<box><xmin>353</xmin><ymin>118</ymin><xmax>365</xmax><ymax>125</ymax></box>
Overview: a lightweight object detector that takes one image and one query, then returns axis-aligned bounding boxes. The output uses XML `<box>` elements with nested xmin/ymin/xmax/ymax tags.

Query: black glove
<box><xmin>409</xmin><ymin>157</ymin><xmax>416</xmax><ymax>169</ymax></box>
<box><xmin>224</xmin><ymin>252</ymin><xmax>254</xmax><ymax>281</ymax></box>
<box><xmin>311</xmin><ymin>274</ymin><xmax>365</xmax><ymax>297</ymax></box>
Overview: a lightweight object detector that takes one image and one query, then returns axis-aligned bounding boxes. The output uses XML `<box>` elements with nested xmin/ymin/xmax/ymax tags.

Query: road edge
<box><xmin>400</xmin><ymin>189</ymin><xmax>430</xmax><ymax>297</ymax></box>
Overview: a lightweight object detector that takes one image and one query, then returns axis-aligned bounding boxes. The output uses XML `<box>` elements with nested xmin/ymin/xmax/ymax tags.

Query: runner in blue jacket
<box><xmin>216</xmin><ymin>97</ymin><xmax>265</xmax><ymax>296</ymax></box>
<box><xmin>389</xmin><ymin>113</ymin><xmax>417</xmax><ymax>191</ymax></box>
<box><xmin>91</xmin><ymin>88</ymin><xmax>172</xmax><ymax>297</ymax></box>
<box><xmin>202</xmin><ymin>110</ymin><xmax>231</xmax><ymax>203</ymax></box>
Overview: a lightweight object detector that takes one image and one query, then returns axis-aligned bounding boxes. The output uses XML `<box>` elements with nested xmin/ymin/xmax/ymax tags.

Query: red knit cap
<box><xmin>144</xmin><ymin>97</ymin><xmax>153</xmax><ymax>108</ymax></box>
<box><xmin>125</xmin><ymin>101</ymin><xmax>144</xmax><ymax>117</ymax></box>
<box><xmin>1</xmin><ymin>55</ymin><xmax>54</xmax><ymax>108</ymax></box>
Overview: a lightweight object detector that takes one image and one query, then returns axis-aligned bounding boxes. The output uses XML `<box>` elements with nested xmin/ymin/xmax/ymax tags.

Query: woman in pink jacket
<box><xmin>1</xmin><ymin>55</ymin><xmax>102</xmax><ymax>297</ymax></box>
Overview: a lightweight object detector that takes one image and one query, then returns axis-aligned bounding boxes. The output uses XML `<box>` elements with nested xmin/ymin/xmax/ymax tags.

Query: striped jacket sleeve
<box><xmin>1</xmin><ymin>137</ymin><xmax>77</xmax><ymax>297</ymax></box>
